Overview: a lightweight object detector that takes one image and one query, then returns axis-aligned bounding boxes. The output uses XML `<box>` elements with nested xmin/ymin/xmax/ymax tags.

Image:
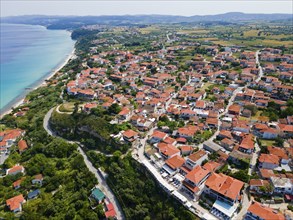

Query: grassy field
<box><xmin>139</xmin><ymin>26</ymin><xmax>160</xmax><ymax>34</ymax></box>
<box><xmin>243</xmin><ymin>30</ymin><xmax>259</xmax><ymax>37</ymax></box>
<box><xmin>177</xmin><ymin>29</ymin><xmax>209</xmax><ymax>34</ymax></box>
<box><xmin>239</xmin><ymin>116</ymin><xmax>250</xmax><ymax>121</ymax></box>
<box><xmin>211</xmin><ymin>38</ymin><xmax>292</xmax><ymax>47</ymax></box>
<box><xmin>210</xmin><ymin>40</ymin><xmax>234</xmax><ymax>46</ymax></box>
<box><xmin>259</xmin><ymin>139</ymin><xmax>276</xmax><ymax>147</ymax></box>
<box><xmin>58</xmin><ymin>102</ymin><xmax>75</xmax><ymax>113</ymax></box>
<box><xmin>203</xmin><ymin>55</ymin><xmax>214</xmax><ymax>61</ymax></box>
<box><xmin>200</xmin><ymin>82</ymin><xmax>213</xmax><ymax>92</ymax></box>
<box><xmin>251</xmin><ymin>110</ymin><xmax>264</xmax><ymax>121</ymax></box>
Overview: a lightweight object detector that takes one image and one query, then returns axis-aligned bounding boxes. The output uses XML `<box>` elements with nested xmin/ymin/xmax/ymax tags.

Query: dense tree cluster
<box><xmin>50</xmin><ymin>110</ymin><xmax>130</xmax><ymax>154</ymax></box>
<box><xmin>87</xmin><ymin>152</ymin><xmax>196</xmax><ymax>220</ymax></box>
<box><xmin>262</xmin><ymin>99</ymin><xmax>293</xmax><ymax>121</ymax></box>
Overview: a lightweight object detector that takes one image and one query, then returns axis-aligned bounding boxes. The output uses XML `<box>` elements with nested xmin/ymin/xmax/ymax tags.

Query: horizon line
<box><xmin>1</xmin><ymin>11</ymin><xmax>292</xmax><ymax>18</ymax></box>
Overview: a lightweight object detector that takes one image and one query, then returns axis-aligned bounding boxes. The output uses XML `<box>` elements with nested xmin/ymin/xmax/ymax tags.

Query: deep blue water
<box><xmin>0</xmin><ymin>23</ymin><xmax>75</xmax><ymax>112</ymax></box>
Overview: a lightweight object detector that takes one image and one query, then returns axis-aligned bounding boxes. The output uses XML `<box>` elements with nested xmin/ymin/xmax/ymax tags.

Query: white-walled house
<box><xmin>270</xmin><ymin>177</ymin><xmax>293</xmax><ymax>195</ymax></box>
<box><xmin>258</xmin><ymin>154</ymin><xmax>279</xmax><ymax>170</ymax></box>
<box><xmin>184</xmin><ymin>150</ymin><xmax>208</xmax><ymax>170</ymax></box>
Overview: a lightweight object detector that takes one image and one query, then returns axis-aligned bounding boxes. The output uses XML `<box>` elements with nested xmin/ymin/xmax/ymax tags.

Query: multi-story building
<box><xmin>184</xmin><ymin>150</ymin><xmax>208</xmax><ymax>170</ymax></box>
<box><xmin>204</xmin><ymin>173</ymin><xmax>244</xmax><ymax>206</ymax></box>
<box><xmin>270</xmin><ymin>177</ymin><xmax>293</xmax><ymax>195</ymax></box>
<box><xmin>182</xmin><ymin>165</ymin><xmax>210</xmax><ymax>197</ymax></box>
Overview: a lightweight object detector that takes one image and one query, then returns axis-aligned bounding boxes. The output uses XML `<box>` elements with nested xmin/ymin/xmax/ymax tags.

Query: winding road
<box><xmin>43</xmin><ymin>107</ymin><xmax>125</xmax><ymax>220</ymax></box>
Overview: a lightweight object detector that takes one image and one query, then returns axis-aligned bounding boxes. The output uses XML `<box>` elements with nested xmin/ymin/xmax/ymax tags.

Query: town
<box><xmin>0</xmin><ymin>22</ymin><xmax>292</xmax><ymax>220</ymax></box>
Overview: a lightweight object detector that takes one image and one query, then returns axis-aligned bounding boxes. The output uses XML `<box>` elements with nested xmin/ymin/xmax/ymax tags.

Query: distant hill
<box><xmin>1</xmin><ymin>13</ymin><xmax>292</xmax><ymax>29</ymax></box>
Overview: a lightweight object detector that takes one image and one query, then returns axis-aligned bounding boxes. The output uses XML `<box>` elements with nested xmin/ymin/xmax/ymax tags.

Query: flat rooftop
<box><xmin>212</xmin><ymin>199</ymin><xmax>238</xmax><ymax>218</ymax></box>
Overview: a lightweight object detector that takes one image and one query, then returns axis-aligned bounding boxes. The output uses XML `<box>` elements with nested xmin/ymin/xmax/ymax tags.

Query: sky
<box><xmin>1</xmin><ymin>0</ymin><xmax>292</xmax><ymax>17</ymax></box>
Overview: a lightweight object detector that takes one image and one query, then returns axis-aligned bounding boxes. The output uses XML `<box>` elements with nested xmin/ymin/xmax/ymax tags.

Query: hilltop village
<box><xmin>0</xmin><ymin>24</ymin><xmax>292</xmax><ymax>220</ymax></box>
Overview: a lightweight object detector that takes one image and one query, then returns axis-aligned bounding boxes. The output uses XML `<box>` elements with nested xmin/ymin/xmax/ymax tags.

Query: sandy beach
<box><xmin>0</xmin><ymin>48</ymin><xmax>76</xmax><ymax>119</ymax></box>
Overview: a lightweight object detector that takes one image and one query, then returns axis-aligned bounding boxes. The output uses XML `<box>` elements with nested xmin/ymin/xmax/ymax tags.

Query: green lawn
<box><xmin>259</xmin><ymin>139</ymin><xmax>276</xmax><ymax>147</ymax></box>
<box><xmin>239</xmin><ymin>116</ymin><xmax>250</xmax><ymax>121</ymax></box>
<box><xmin>58</xmin><ymin>102</ymin><xmax>75</xmax><ymax>112</ymax></box>
<box><xmin>251</xmin><ymin>110</ymin><xmax>263</xmax><ymax>121</ymax></box>
<box><xmin>0</xmin><ymin>124</ymin><xmax>7</xmax><ymax>132</ymax></box>
<box><xmin>200</xmin><ymin>82</ymin><xmax>214</xmax><ymax>92</ymax></box>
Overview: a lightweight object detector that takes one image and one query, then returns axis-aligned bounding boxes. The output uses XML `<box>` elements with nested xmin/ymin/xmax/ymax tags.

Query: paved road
<box><xmin>233</xmin><ymin>185</ymin><xmax>250</xmax><ymax>220</ymax></box>
<box><xmin>43</xmin><ymin>107</ymin><xmax>125</xmax><ymax>220</ymax></box>
<box><xmin>77</xmin><ymin>147</ymin><xmax>125</xmax><ymax>220</ymax></box>
<box><xmin>198</xmin><ymin>86</ymin><xmax>244</xmax><ymax>150</ymax></box>
<box><xmin>248</xmin><ymin>138</ymin><xmax>261</xmax><ymax>175</ymax></box>
<box><xmin>235</xmin><ymin>50</ymin><xmax>264</xmax><ymax>218</ymax></box>
<box><xmin>255</xmin><ymin>50</ymin><xmax>264</xmax><ymax>83</ymax></box>
<box><xmin>43</xmin><ymin>107</ymin><xmax>55</xmax><ymax>136</ymax></box>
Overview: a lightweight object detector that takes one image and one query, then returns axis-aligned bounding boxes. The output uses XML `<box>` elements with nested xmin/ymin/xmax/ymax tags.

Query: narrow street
<box><xmin>77</xmin><ymin>147</ymin><xmax>125</xmax><ymax>220</ymax></box>
<box><xmin>198</xmin><ymin>86</ymin><xmax>244</xmax><ymax>150</ymax></box>
<box><xmin>233</xmin><ymin>186</ymin><xmax>250</xmax><ymax>220</ymax></box>
<box><xmin>248</xmin><ymin>139</ymin><xmax>261</xmax><ymax>175</ymax></box>
<box><xmin>255</xmin><ymin>50</ymin><xmax>264</xmax><ymax>82</ymax></box>
<box><xmin>43</xmin><ymin>107</ymin><xmax>125</xmax><ymax>220</ymax></box>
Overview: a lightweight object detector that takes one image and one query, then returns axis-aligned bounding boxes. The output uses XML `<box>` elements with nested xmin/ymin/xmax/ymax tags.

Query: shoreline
<box><xmin>0</xmin><ymin>48</ymin><xmax>76</xmax><ymax>119</ymax></box>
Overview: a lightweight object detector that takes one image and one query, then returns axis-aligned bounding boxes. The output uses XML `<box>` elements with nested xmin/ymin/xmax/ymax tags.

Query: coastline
<box><xmin>0</xmin><ymin>48</ymin><xmax>76</xmax><ymax>119</ymax></box>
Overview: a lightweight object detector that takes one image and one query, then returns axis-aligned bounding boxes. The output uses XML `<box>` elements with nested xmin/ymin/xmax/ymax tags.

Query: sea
<box><xmin>0</xmin><ymin>23</ymin><xmax>75</xmax><ymax>114</ymax></box>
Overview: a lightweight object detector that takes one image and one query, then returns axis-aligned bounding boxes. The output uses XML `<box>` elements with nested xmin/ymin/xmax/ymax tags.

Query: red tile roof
<box><xmin>248</xmin><ymin>202</ymin><xmax>285</xmax><ymax>220</ymax></box>
<box><xmin>18</xmin><ymin>140</ymin><xmax>28</xmax><ymax>152</ymax></box>
<box><xmin>205</xmin><ymin>173</ymin><xmax>244</xmax><ymax>201</ymax></box>
<box><xmin>180</xmin><ymin>145</ymin><xmax>193</xmax><ymax>153</ymax></box>
<box><xmin>176</xmin><ymin>137</ymin><xmax>187</xmax><ymax>143</ymax></box>
<box><xmin>151</xmin><ymin>130</ymin><xmax>167</xmax><ymax>139</ymax></box>
<box><xmin>158</xmin><ymin>143</ymin><xmax>180</xmax><ymax>158</ymax></box>
<box><xmin>188</xmin><ymin>150</ymin><xmax>207</xmax><ymax>162</ymax></box>
<box><xmin>7</xmin><ymin>165</ymin><xmax>24</xmax><ymax>175</ymax></box>
<box><xmin>105</xmin><ymin>209</ymin><xmax>116</xmax><ymax>218</ymax></box>
<box><xmin>6</xmin><ymin>194</ymin><xmax>25</xmax><ymax>211</ymax></box>
<box><xmin>267</xmin><ymin>146</ymin><xmax>289</xmax><ymax>160</ymax></box>
<box><xmin>239</xmin><ymin>134</ymin><xmax>254</xmax><ymax>150</ymax></box>
<box><xmin>34</xmin><ymin>174</ymin><xmax>43</xmax><ymax>180</ymax></box>
<box><xmin>165</xmin><ymin>155</ymin><xmax>185</xmax><ymax>169</ymax></box>
<box><xmin>1</xmin><ymin>129</ymin><xmax>24</xmax><ymax>142</ymax></box>
<box><xmin>259</xmin><ymin>169</ymin><xmax>276</xmax><ymax>179</ymax></box>
<box><xmin>185</xmin><ymin>165</ymin><xmax>210</xmax><ymax>185</ymax></box>
<box><xmin>163</xmin><ymin>136</ymin><xmax>176</xmax><ymax>145</ymax></box>
<box><xmin>203</xmin><ymin>161</ymin><xmax>221</xmax><ymax>172</ymax></box>
<box><xmin>178</xmin><ymin>125</ymin><xmax>199</xmax><ymax>137</ymax></box>
<box><xmin>279</xmin><ymin>124</ymin><xmax>293</xmax><ymax>132</ymax></box>
<box><xmin>13</xmin><ymin>178</ymin><xmax>24</xmax><ymax>188</ymax></box>
<box><xmin>249</xmin><ymin>179</ymin><xmax>270</xmax><ymax>187</ymax></box>
<box><xmin>206</xmin><ymin>117</ymin><xmax>218</xmax><ymax>125</ymax></box>
<box><xmin>259</xmin><ymin>154</ymin><xmax>279</xmax><ymax>165</ymax></box>
<box><xmin>84</xmin><ymin>103</ymin><xmax>97</xmax><ymax>109</ymax></box>
<box><xmin>195</xmin><ymin>100</ymin><xmax>205</xmax><ymax>108</ymax></box>
<box><xmin>123</xmin><ymin>129</ymin><xmax>138</xmax><ymax>138</ymax></box>
<box><xmin>228</xmin><ymin>104</ymin><xmax>241</xmax><ymax>114</ymax></box>
<box><xmin>118</xmin><ymin>107</ymin><xmax>130</xmax><ymax>116</ymax></box>
<box><xmin>219</xmin><ymin>130</ymin><xmax>233</xmax><ymax>139</ymax></box>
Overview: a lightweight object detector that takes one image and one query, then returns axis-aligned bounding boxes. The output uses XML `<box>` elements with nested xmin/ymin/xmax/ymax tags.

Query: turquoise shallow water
<box><xmin>0</xmin><ymin>23</ymin><xmax>75</xmax><ymax>112</ymax></box>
